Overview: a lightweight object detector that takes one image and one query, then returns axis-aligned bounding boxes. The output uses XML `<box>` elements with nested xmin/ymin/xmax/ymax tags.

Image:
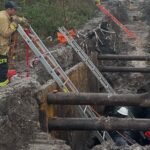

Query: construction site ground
<box><xmin>0</xmin><ymin>0</ymin><xmax>150</xmax><ymax>150</ymax></box>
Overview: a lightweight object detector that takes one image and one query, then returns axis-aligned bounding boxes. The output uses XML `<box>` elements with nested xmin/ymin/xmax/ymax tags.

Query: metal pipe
<box><xmin>98</xmin><ymin>55</ymin><xmax>150</xmax><ymax>61</ymax></box>
<box><xmin>99</xmin><ymin>67</ymin><xmax>150</xmax><ymax>73</ymax></box>
<box><xmin>47</xmin><ymin>93</ymin><xmax>149</xmax><ymax>107</ymax></box>
<box><xmin>48</xmin><ymin>117</ymin><xmax>150</xmax><ymax>131</ymax></box>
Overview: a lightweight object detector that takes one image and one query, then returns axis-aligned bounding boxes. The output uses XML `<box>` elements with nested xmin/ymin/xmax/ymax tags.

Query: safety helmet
<box><xmin>117</xmin><ymin>107</ymin><xmax>129</xmax><ymax>116</ymax></box>
<box><xmin>5</xmin><ymin>1</ymin><xmax>17</xmax><ymax>10</ymax></box>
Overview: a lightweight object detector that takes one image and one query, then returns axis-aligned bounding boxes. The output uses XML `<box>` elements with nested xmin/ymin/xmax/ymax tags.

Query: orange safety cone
<box><xmin>57</xmin><ymin>32</ymin><xmax>66</xmax><ymax>44</ymax></box>
<box><xmin>57</xmin><ymin>29</ymin><xmax>76</xmax><ymax>44</ymax></box>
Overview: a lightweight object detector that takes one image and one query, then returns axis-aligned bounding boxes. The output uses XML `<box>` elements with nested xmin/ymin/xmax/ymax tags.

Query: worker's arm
<box><xmin>12</xmin><ymin>15</ymin><xmax>28</xmax><ymax>25</ymax></box>
<box><xmin>0</xmin><ymin>16</ymin><xmax>16</xmax><ymax>38</ymax></box>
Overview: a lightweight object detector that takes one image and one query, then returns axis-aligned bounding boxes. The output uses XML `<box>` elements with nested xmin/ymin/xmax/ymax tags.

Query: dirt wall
<box><xmin>0</xmin><ymin>78</ymin><xmax>40</xmax><ymax>150</ymax></box>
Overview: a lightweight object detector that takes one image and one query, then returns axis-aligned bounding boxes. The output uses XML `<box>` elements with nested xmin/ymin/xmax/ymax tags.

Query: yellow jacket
<box><xmin>0</xmin><ymin>10</ymin><xmax>15</xmax><ymax>55</ymax></box>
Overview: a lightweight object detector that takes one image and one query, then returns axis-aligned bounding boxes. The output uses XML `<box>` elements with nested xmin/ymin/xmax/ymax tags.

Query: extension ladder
<box><xmin>17</xmin><ymin>24</ymin><xmax>113</xmax><ymax>143</ymax></box>
<box><xmin>58</xmin><ymin>27</ymin><xmax>115</xmax><ymax>94</ymax></box>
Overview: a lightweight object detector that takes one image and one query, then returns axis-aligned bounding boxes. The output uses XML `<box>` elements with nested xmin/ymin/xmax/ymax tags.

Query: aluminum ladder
<box><xmin>17</xmin><ymin>24</ymin><xmax>113</xmax><ymax>143</ymax></box>
<box><xmin>58</xmin><ymin>26</ymin><xmax>115</xmax><ymax>94</ymax></box>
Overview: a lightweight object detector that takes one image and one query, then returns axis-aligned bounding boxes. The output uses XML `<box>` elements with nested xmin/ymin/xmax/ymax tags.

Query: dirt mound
<box><xmin>92</xmin><ymin>142</ymin><xmax>150</xmax><ymax>150</ymax></box>
<box><xmin>140</xmin><ymin>0</ymin><xmax>150</xmax><ymax>24</ymax></box>
<box><xmin>107</xmin><ymin>1</ymin><xmax>129</xmax><ymax>24</ymax></box>
<box><xmin>0</xmin><ymin>78</ymin><xmax>40</xmax><ymax>150</ymax></box>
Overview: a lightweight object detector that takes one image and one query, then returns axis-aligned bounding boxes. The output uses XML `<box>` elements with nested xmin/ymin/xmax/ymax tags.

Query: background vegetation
<box><xmin>0</xmin><ymin>0</ymin><xmax>96</xmax><ymax>37</ymax></box>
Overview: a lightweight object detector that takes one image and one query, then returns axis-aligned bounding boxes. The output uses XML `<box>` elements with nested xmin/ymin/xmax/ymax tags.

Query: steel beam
<box><xmin>99</xmin><ymin>67</ymin><xmax>150</xmax><ymax>73</ymax></box>
<box><xmin>98</xmin><ymin>55</ymin><xmax>150</xmax><ymax>61</ymax></box>
<box><xmin>47</xmin><ymin>93</ymin><xmax>150</xmax><ymax>107</ymax></box>
<box><xmin>48</xmin><ymin>117</ymin><xmax>150</xmax><ymax>131</ymax></box>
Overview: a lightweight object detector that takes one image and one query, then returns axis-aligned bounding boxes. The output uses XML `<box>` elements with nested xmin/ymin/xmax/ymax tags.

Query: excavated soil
<box><xmin>0</xmin><ymin>0</ymin><xmax>150</xmax><ymax>150</ymax></box>
<box><xmin>0</xmin><ymin>78</ymin><xmax>39</xmax><ymax>150</ymax></box>
<box><xmin>92</xmin><ymin>142</ymin><xmax>150</xmax><ymax>150</ymax></box>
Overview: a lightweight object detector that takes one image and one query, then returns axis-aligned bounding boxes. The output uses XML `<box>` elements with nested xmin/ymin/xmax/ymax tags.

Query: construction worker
<box><xmin>109</xmin><ymin>107</ymin><xmax>138</xmax><ymax>146</ymax></box>
<box><xmin>0</xmin><ymin>1</ymin><xmax>27</xmax><ymax>87</ymax></box>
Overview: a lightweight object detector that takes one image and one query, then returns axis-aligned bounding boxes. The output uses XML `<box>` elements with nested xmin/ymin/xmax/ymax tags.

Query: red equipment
<box><xmin>7</xmin><ymin>69</ymin><xmax>17</xmax><ymax>80</ymax></box>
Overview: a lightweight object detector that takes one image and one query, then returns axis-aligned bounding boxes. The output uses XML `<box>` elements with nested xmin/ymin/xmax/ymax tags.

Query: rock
<box><xmin>27</xmin><ymin>132</ymin><xmax>71</xmax><ymax>150</ymax></box>
<box><xmin>0</xmin><ymin>78</ymin><xmax>40</xmax><ymax>150</ymax></box>
<box><xmin>92</xmin><ymin>142</ymin><xmax>150</xmax><ymax>150</ymax></box>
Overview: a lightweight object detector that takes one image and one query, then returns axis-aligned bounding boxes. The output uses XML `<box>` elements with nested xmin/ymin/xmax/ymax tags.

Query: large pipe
<box><xmin>99</xmin><ymin>67</ymin><xmax>150</xmax><ymax>73</ymax></box>
<box><xmin>98</xmin><ymin>55</ymin><xmax>150</xmax><ymax>61</ymax></box>
<box><xmin>48</xmin><ymin>117</ymin><xmax>150</xmax><ymax>131</ymax></box>
<box><xmin>47</xmin><ymin>93</ymin><xmax>150</xmax><ymax>107</ymax></box>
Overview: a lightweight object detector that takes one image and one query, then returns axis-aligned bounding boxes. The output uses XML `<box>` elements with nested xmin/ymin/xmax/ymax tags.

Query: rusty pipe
<box><xmin>99</xmin><ymin>67</ymin><xmax>150</xmax><ymax>73</ymax></box>
<box><xmin>48</xmin><ymin>117</ymin><xmax>150</xmax><ymax>131</ymax></box>
<box><xmin>98</xmin><ymin>55</ymin><xmax>150</xmax><ymax>61</ymax></box>
<box><xmin>47</xmin><ymin>92</ymin><xmax>150</xmax><ymax>107</ymax></box>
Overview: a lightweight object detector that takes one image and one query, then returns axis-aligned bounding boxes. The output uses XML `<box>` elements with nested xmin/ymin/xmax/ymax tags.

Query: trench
<box><xmin>0</xmin><ymin>0</ymin><xmax>150</xmax><ymax>150</ymax></box>
<box><xmin>36</xmin><ymin>1</ymin><xmax>150</xmax><ymax>149</ymax></box>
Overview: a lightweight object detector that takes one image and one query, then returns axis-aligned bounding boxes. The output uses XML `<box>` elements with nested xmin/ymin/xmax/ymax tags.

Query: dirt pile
<box><xmin>92</xmin><ymin>142</ymin><xmax>150</xmax><ymax>150</ymax></box>
<box><xmin>108</xmin><ymin>1</ymin><xmax>129</xmax><ymax>24</ymax></box>
<box><xmin>0</xmin><ymin>78</ymin><xmax>72</xmax><ymax>150</ymax></box>
<box><xmin>28</xmin><ymin>132</ymin><xmax>71</xmax><ymax>150</ymax></box>
<box><xmin>141</xmin><ymin>0</ymin><xmax>150</xmax><ymax>25</ymax></box>
<box><xmin>0</xmin><ymin>78</ymin><xmax>40</xmax><ymax>150</ymax></box>
<box><xmin>140</xmin><ymin>0</ymin><xmax>150</xmax><ymax>51</ymax></box>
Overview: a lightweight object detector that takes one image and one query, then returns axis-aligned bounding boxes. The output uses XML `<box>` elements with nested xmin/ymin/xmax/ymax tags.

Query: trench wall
<box><xmin>36</xmin><ymin>62</ymin><xmax>98</xmax><ymax>129</ymax></box>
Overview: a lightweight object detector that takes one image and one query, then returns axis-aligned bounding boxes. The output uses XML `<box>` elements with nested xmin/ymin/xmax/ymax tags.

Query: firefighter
<box><xmin>0</xmin><ymin>1</ymin><xmax>27</xmax><ymax>87</ymax></box>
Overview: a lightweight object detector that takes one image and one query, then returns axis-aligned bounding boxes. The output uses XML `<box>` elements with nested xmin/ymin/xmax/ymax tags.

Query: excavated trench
<box><xmin>50</xmin><ymin>1</ymin><xmax>150</xmax><ymax>149</ymax></box>
<box><xmin>0</xmin><ymin>0</ymin><xmax>150</xmax><ymax>150</ymax></box>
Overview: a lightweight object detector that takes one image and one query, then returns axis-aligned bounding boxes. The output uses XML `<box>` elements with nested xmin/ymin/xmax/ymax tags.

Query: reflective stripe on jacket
<box><xmin>0</xmin><ymin>58</ymin><xmax>7</xmax><ymax>64</ymax></box>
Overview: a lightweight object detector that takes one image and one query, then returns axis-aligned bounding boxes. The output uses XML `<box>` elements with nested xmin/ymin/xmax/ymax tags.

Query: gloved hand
<box><xmin>12</xmin><ymin>16</ymin><xmax>29</xmax><ymax>26</ymax></box>
<box><xmin>18</xmin><ymin>17</ymin><xmax>28</xmax><ymax>24</ymax></box>
<box><xmin>95</xmin><ymin>0</ymin><xmax>101</xmax><ymax>5</ymax></box>
<box><xmin>10</xmin><ymin>22</ymin><xmax>18</xmax><ymax>31</ymax></box>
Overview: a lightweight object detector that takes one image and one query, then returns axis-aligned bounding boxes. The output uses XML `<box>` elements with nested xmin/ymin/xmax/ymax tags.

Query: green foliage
<box><xmin>15</xmin><ymin>0</ymin><xmax>96</xmax><ymax>37</ymax></box>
